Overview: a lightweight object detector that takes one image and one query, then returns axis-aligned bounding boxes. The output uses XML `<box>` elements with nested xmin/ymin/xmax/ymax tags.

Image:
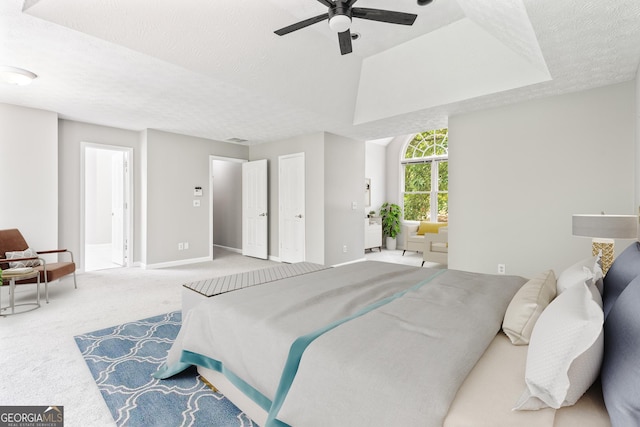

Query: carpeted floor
<box><xmin>75</xmin><ymin>311</ymin><xmax>257</xmax><ymax>427</ymax></box>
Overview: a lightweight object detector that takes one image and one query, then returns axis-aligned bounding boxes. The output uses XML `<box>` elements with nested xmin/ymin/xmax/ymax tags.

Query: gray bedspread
<box><xmin>156</xmin><ymin>261</ymin><xmax>525</xmax><ymax>427</ymax></box>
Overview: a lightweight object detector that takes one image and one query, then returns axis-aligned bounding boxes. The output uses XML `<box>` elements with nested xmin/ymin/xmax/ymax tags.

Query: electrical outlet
<box><xmin>343</xmin><ymin>245</ymin><xmax>348</xmax><ymax>253</ymax></box>
<box><xmin>497</xmin><ymin>264</ymin><xmax>506</xmax><ymax>275</ymax></box>
<box><xmin>178</xmin><ymin>243</ymin><xmax>184</xmax><ymax>251</ymax></box>
<box><xmin>184</xmin><ymin>242</ymin><xmax>189</xmax><ymax>250</ymax></box>
<box><xmin>193</xmin><ymin>200</ymin><xmax>200</xmax><ymax>207</ymax></box>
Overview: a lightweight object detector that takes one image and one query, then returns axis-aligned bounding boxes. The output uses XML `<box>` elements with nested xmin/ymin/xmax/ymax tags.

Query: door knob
<box><xmin>295</xmin><ymin>214</ymin><xmax>303</xmax><ymax>218</ymax></box>
<box><xmin>259</xmin><ymin>212</ymin><xmax>268</xmax><ymax>217</ymax></box>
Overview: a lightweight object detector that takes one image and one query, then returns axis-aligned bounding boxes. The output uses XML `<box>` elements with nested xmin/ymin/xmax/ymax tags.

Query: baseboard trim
<box><xmin>332</xmin><ymin>257</ymin><xmax>366</xmax><ymax>267</ymax></box>
<box><xmin>142</xmin><ymin>256</ymin><xmax>212</xmax><ymax>269</ymax></box>
<box><xmin>213</xmin><ymin>244</ymin><xmax>242</xmax><ymax>254</ymax></box>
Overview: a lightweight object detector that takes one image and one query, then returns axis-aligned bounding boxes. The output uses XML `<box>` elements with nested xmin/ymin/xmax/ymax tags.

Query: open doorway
<box><xmin>210</xmin><ymin>156</ymin><xmax>246</xmax><ymax>258</ymax></box>
<box><xmin>82</xmin><ymin>143</ymin><xmax>133</xmax><ymax>271</ymax></box>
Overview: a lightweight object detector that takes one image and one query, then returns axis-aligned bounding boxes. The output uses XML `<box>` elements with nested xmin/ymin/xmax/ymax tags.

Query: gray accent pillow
<box><xmin>603</xmin><ymin>241</ymin><xmax>640</xmax><ymax>318</ymax></box>
<box><xmin>5</xmin><ymin>248</ymin><xmax>40</xmax><ymax>268</ymax></box>
<box><xmin>601</xmin><ymin>274</ymin><xmax>640</xmax><ymax>427</ymax></box>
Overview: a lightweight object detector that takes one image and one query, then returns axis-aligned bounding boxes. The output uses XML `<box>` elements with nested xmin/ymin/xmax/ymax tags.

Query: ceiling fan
<box><xmin>274</xmin><ymin>0</ymin><xmax>419</xmax><ymax>55</ymax></box>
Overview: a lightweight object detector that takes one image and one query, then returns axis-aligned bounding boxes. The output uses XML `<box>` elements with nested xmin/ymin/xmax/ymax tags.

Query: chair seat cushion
<box><xmin>16</xmin><ymin>262</ymin><xmax>76</xmax><ymax>284</ymax></box>
<box><xmin>431</xmin><ymin>243</ymin><xmax>448</xmax><ymax>253</ymax></box>
<box><xmin>407</xmin><ymin>235</ymin><xmax>425</xmax><ymax>244</ymax></box>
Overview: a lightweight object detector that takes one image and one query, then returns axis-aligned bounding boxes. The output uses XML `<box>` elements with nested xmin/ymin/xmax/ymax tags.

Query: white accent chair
<box><xmin>422</xmin><ymin>227</ymin><xmax>448</xmax><ymax>266</ymax></box>
<box><xmin>402</xmin><ymin>223</ymin><xmax>426</xmax><ymax>255</ymax></box>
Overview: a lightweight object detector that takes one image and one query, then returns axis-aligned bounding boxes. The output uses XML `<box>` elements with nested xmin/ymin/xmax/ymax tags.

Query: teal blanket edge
<box><xmin>155</xmin><ymin>269</ymin><xmax>447</xmax><ymax>427</ymax></box>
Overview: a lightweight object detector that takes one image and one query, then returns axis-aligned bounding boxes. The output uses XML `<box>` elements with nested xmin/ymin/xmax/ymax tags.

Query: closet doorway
<box><xmin>210</xmin><ymin>156</ymin><xmax>246</xmax><ymax>258</ymax></box>
<box><xmin>82</xmin><ymin>143</ymin><xmax>133</xmax><ymax>271</ymax></box>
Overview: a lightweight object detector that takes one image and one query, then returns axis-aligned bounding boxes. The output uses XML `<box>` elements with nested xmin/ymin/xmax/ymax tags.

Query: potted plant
<box><xmin>379</xmin><ymin>202</ymin><xmax>401</xmax><ymax>250</ymax></box>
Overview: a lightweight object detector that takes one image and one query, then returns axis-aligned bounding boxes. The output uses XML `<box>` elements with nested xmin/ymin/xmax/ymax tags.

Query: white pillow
<box><xmin>5</xmin><ymin>248</ymin><xmax>40</xmax><ymax>268</ymax></box>
<box><xmin>502</xmin><ymin>270</ymin><xmax>557</xmax><ymax>345</ymax></box>
<box><xmin>514</xmin><ymin>280</ymin><xmax>603</xmax><ymax>410</ymax></box>
<box><xmin>556</xmin><ymin>255</ymin><xmax>603</xmax><ymax>294</ymax></box>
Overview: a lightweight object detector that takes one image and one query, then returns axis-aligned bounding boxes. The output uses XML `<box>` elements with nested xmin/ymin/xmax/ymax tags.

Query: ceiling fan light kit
<box><xmin>274</xmin><ymin>0</ymin><xmax>422</xmax><ymax>55</ymax></box>
<box><xmin>329</xmin><ymin>14</ymin><xmax>352</xmax><ymax>33</ymax></box>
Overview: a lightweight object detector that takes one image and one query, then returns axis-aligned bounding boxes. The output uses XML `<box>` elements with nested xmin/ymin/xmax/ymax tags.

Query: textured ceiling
<box><xmin>1</xmin><ymin>0</ymin><xmax>639</xmax><ymax>145</ymax></box>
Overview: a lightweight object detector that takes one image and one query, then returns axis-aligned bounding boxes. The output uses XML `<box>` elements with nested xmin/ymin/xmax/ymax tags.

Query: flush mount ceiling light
<box><xmin>0</xmin><ymin>66</ymin><xmax>38</xmax><ymax>86</ymax></box>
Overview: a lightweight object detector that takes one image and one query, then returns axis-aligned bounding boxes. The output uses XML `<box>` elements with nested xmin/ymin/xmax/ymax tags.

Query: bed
<box><xmin>155</xmin><ymin>247</ymin><xmax>640</xmax><ymax>427</ymax></box>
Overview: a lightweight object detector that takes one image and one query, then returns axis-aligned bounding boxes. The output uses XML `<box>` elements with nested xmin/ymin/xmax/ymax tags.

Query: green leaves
<box><xmin>379</xmin><ymin>202</ymin><xmax>402</xmax><ymax>239</ymax></box>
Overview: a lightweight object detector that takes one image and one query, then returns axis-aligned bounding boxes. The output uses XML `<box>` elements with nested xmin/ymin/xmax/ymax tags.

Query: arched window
<box><xmin>402</xmin><ymin>128</ymin><xmax>448</xmax><ymax>222</ymax></box>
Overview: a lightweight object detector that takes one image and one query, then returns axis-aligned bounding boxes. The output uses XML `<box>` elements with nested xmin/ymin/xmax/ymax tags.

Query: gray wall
<box><xmin>58</xmin><ymin>120</ymin><xmax>248</xmax><ymax>268</ymax></box>
<box><xmin>143</xmin><ymin>129</ymin><xmax>247</xmax><ymax>266</ymax></box>
<box><xmin>212</xmin><ymin>159</ymin><xmax>243</xmax><ymax>250</ymax></box>
<box><xmin>636</xmin><ymin>67</ymin><xmax>640</xmax><ymax>211</ymax></box>
<box><xmin>448</xmin><ymin>81</ymin><xmax>636</xmax><ymax>277</ymax></box>
<box><xmin>250</xmin><ymin>132</ymin><xmax>325</xmax><ymax>263</ymax></box>
<box><xmin>249</xmin><ymin>131</ymin><xmax>365</xmax><ymax>265</ymax></box>
<box><xmin>0</xmin><ymin>104</ymin><xmax>58</xmax><ymax>254</ymax></box>
<box><xmin>324</xmin><ymin>133</ymin><xmax>366</xmax><ymax>265</ymax></box>
<box><xmin>59</xmin><ymin>119</ymin><xmax>142</xmax><ymax>266</ymax></box>
<box><xmin>7</xmin><ymin>76</ymin><xmax>640</xmax><ymax>274</ymax></box>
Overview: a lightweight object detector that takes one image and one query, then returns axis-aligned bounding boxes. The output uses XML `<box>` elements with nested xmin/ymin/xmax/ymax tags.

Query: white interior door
<box><xmin>279</xmin><ymin>153</ymin><xmax>305</xmax><ymax>263</ymax></box>
<box><xmin>111</xmin><ymin>151</ymin><xmax>125</xmax><ymax>266</ymax></box>
<box><xmin>242</xmin><ymin>159</ymin><xmax>268</xmax><ymax>259</ymax></box>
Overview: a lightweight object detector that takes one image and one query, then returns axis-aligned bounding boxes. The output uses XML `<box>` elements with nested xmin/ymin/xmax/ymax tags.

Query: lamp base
<box><xmin>592</xmin><ymin>238</ymin><xmax>614</xmax><ymax>274</ymax></box>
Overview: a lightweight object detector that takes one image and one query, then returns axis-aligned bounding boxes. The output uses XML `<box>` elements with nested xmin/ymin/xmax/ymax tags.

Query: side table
<box><xmin>1</xmin><ymin>269</ymin><xmax>40</xmax><ymax>316</ymax></box>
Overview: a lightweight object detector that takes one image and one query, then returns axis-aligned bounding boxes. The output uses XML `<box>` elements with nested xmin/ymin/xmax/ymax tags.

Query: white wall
<box><xmin>0</xmin><ymin>104</ymin><xmax>58</xmax><ymax>252</ymax></box>
<box><xmin>211</xmin><ymin>159</ymin><xmax>242</xmax><ymax>250</ymax></box>
<box><xmin>85</xmin><ymin>147</ymin><xmax>119</xmax><ymax>244</ymax></box>
<box><xmin>449</xmin><ymin>81</ymin><xmax>636</xmax><ymax>277</ymax></box>
<box><xmin>365</xmin><ymin>141</ymin><xmax>386</xmax><ymax>215</ymax></box>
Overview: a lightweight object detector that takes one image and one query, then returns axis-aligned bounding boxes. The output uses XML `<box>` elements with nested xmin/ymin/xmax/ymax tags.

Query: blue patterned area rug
<box><xmin>75</xmin><ymin>311</ymin><xmax>258</xmax><ymax>427</ymax></box>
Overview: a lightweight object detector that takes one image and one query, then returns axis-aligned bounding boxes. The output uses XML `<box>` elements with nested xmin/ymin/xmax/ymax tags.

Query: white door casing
<box><xmin>279</xmin><ymin>153</ymin><xmax>305</xmax><ymax>263</ymax></box>
<box><xmin>81</xmin><ymin>142</ymin><xmax>133</xmax><ymax>272</ymax></box>
<box><xmin>111</xmin><ymin>151</ymin><xmax>125</xmax><ymax>266</ymax></box>
<box><xmin>242</xmin><ymin>159</ymin><xmax>268</xmax><ymax>259</ymax></box>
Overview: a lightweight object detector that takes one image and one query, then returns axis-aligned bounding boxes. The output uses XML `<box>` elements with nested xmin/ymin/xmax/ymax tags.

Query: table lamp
<box><xmin>572</xmin><ymin>213</ymin><xmax>639</xmax><ymax>273</ymax></box>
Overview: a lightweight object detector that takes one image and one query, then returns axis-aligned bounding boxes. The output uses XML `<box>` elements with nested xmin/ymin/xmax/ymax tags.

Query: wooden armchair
<box><xmin>0</xmin><ymin>228</ymin><xmax>77</xmax><ymax>303</ymax></box>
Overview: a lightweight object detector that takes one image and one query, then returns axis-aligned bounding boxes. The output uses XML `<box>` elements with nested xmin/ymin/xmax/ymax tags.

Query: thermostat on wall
<box><xmin>194</xmin><ymin>186</ymin><xmax>203</xmax><ymax>197</ymax></box>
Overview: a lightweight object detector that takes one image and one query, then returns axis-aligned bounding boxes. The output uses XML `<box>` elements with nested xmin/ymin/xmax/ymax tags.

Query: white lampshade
<box><xmin>572</xmin><ymin>214</ymin><xmax>638</xmax><ymax>239</ymax></box>
<box><xmin>329</xmin><ymin>15</ymin><xmax>351</xmax><ymax>33</ymax></box>
<box><xmin>0</xmin><ymin>66</ymin><xmax>37</xmax><ymax>86</ymax></box>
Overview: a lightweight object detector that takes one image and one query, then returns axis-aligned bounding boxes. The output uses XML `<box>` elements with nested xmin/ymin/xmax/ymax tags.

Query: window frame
<box><xmin>401</xmin><ymin>129</ymin><xmax>448</xmax><ymax>223</ymax></box>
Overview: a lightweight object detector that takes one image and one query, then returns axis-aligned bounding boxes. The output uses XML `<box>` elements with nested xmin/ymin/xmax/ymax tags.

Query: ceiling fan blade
<box><xmin>352</xmin><ymin>8</ymin><xmax>417</xmax><ymax>26</ymax></box>
<box><xmin>338</xmin><ymin>30</ymin><xmax>352</xmax><ymax>55</ymax></box>
<box><xmin>274</xmin><ymin>13</ymin><xmax>328</xmax><ymax>36</ymax></box>
<box><xmin>344</xmin><ymin>0</ymin><xmax>359</xmax><ymax>7</ymax></box>
<box><xmin>316</xmin><ymin>0</ymin><xmax>334</xmax><ymax>7</ymax></box>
